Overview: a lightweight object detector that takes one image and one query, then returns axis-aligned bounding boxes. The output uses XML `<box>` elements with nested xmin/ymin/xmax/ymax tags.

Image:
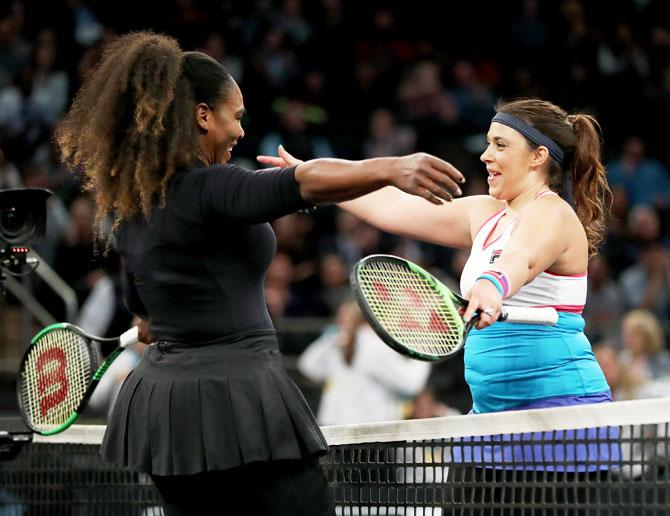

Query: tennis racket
<box><xmin>16</xmin><ymin>323</ymin><xmax>139</xmax><ymax>435</ymax></box>
<box><xmin>351</xmin><ymin>254</ymin><xmax>559</xmax><ymax>361</ymax></box>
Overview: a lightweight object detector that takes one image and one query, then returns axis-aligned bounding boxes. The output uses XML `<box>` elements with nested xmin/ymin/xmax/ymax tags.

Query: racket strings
<box><xmin>19</xmin><ymin>330</ymin><xmax>92</xmax><ymax>432</ymax></box>
<box><xmin>358</xmin><ymin>261</ymin><xmax>464</xmax><ymax>357</ymax></box>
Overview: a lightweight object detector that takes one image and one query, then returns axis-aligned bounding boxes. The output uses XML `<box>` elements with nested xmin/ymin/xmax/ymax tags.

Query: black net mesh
<box><xmin>1</xmin><ymin>399</ymin><xmax>669</xmax><ymax>515</ymax></box>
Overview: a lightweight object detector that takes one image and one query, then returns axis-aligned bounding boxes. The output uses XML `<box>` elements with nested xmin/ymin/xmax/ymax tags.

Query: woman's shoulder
<box><xmin>170</xmin><ymin>162</ymin><xmax>249</xmax><ymax>188</ymax></box>
<box><xmin>519</xmin><ymin>192</ymin><xmax>577</xmax><ymax>224</ymax></box>
<box><xmin>466</xmin><ymin>195</ymin><xmax>507</xmax><ymax>233</ymax></box>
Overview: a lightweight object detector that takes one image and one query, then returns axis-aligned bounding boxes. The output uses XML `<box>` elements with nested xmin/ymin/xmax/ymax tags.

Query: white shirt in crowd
<box><xmin>298</xmin><ymin>324</ymin><xmax>431</xmax><ymax>425</ymax></box>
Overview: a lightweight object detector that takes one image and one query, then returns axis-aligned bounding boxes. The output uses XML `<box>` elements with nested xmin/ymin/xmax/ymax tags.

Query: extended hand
<box><xmin>257</xmin><ymin>145</ymin><xmax>304</xmax><ymax>167</ymax></box>
<box><xmin>389</xmin><ymin>153</ymin><xmax>464</xmax><ymax>205</ymax></box>
<box><xmin>137</xmin><ymin>318</ymin><xmax>155</xmax><ymax>344</ymax></box>
<box><xmin>462</xmin><ymin>279</ymin><xmax>503</xmax><ymax>330</ymax></box>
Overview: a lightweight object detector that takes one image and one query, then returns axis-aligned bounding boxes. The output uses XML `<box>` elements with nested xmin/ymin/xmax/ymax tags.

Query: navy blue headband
<box><xmin>492</xmin><ymin>112</ymin><xmax>565</xmax><ymax>165</ymax></box>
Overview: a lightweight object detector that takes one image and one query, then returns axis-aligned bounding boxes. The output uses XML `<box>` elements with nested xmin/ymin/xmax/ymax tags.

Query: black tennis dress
<box><xmin>101</xmin><ymin>162</ymin><xmax>328</xmax><ymax>476</ymax></box>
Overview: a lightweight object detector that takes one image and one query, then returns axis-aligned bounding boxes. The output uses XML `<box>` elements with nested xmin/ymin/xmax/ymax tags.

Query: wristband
<box><xmin>476</xmin><ymin>273</ymin><xmax>504</xmax><ymax>297</ymax></box>
<box><xmin>480</xmin><ymin>268</ymin><xmax>511</xmax><ymax>298</ymax></box>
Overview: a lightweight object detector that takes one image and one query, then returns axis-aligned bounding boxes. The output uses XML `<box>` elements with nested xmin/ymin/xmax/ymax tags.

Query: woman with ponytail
<box><xmin>57</xmin><ymin>32</ymin><xmax>464</xmax><ymax>516</ymax></box>
<box><xmin>262</xmin><ymin>98</ymin><xmax>617</xmax><ymax>506</ymax></box>
<box><xmin>261</xmin><ymin>97</ymin><xmax>614</xmax><ymax>415</ymax></box>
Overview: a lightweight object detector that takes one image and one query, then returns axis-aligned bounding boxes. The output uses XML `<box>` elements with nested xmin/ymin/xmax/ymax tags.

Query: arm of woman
<box><xmin>259</xmin><ymin>144</ymin><xmax>464</xmax><ymax>204</ymax></box>
<box><xmin>259</xmin><ymin>146</ymin><xmax>490</xmax><ymax>248</ymax></box>
<box><xmin>294</xmin><ymin>153</ymin><xmax>462</xmax><ymax>205</ymax></box>
<box><xmin>338</xmin><ymin>191</ymin><xmax>494</xmax><ymax>248</ymax></box>
<box><xmin>193</xmin><ymin>148</ymin><xmax>464</xmax><ymax>224</ymax></box>
<box><xmin>463</xmin><ymin>197</ymin><xmax>576</xmax><ymax>327</ymax></box>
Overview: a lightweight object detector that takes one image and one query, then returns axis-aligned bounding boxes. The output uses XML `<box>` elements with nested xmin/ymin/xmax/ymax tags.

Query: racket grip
<box><xmin>120</xmin><ymin>326</ymin><xmax>140</xmax><ymax>348</ymax></box>
<box><xmin>501</xmin><ymin>306</ymin><xmax>559</xmax><ymax>325</ymax></box>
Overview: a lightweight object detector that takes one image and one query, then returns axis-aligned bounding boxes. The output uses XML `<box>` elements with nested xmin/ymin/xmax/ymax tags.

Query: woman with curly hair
<box><xmin>57</xmin><ymin>31</ymin><xmax>463</xmax><ymax>516</ymax></box>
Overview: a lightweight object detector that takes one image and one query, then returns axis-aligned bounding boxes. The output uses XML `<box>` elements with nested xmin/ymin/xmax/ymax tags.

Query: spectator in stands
<box><xmin>298</xmin><ymin>299</ymin><xmax>430</xmax><ymax>425</ymax></box>
<box><xmin>273</xmin><ymin>0</ymin><xmax>313</xmax><ymax>47</ymax></box>
<box><xmin>626</xmin><ymin>242</ymin><xmax>670</xmax><ymax>317</ymax></box>
<box><xmin>30</xmin><ymin>29</ymin><xmax>69</xmax><ymax>126</ymax></box>
<box><xmin>451</xmin><ymin>59</ymin><xmax>496</xmax><ymax>134</ymax></box>
<box><xmin>51</xmin><ymin>194</ymin><xmax>113</xmax><ymax>311</ymax></box>
<box><xmin>316</xmin><ymin>252</ymin><xmax>350</xmax><ymax>316</ymax></box>
<box><xmin>330</xmin><ymin>211</ymin><xmax>384</xmax><ymax>268</ymax></box>
<box><xmin>0</xmin><ymin>1</ymin><xmax>29</xmax><ymax>90</ymax></box>
<box><xmin>410</xmin><ymin>387</ymin><xmax>461</xmax><ymax>419</ymax></box>
<box><xmin>619</xmin><ymin>309</ymin><xmax>670</xmax><ymax>386</ymax></box>
<box><xmin>264</xmin><ymin>251</ymin><xmax>295</xmax><ymax>321</ymax></box>
<box><xmin>259</xmin><ymin>98</ymin><xmax>334</xmax><ymax>161</ymax></box>
<box><xmin>198</xmin><ymin>31</ymin><xmax>243</xmax><ymax>83</ymax></box>
<box><xmin>363</xmin><ymin>108</ymin><xmax>417</xmax><ymax>158</ymax></box>
<box><xmin>0</xmin><ymin>148</ymin><xmax>21</xmax><ymax>189</ymax></box>
<box><xmin>21</xmin><ymin>161</ymin><xmax>69</xmax><ymax>265</ymax></box>
<box><xmin>583</xmin><ymin>254</ymin><xmax>623</xmax><ymax>342</ymax></box>
<box><xmin>0</xmin><ymin>66</ymin><xmax>48</xmax><ymax>163</ymax></box>
<box><xmin>607</xmin><ymin>136</ymin><xmax>670</xmax><ymax>209</ymax></box>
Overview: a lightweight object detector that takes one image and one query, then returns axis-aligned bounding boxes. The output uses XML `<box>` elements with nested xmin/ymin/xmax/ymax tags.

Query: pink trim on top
<box><xmin>482</xmin><ymin>211</ymin><xmax>509</xmax><ymax>250</ymax></box>
<box><xmin>473</xmin><ymin>208</ymin><xmax>506</xmax><ymax>242</ymax></box>
<box><xmin>532</xmin><ymin>304</ymin><xmax>585</xmax><ymax>314</ymax></box>
<box><xmin>544</xmin><ymin>270</ymin><xmax>588</xmax><ymax>278</ymax></box>
<box><xmin>535</xmin><ymin>190</ymin><xmax>558</xmax><ymax>199</ymax></box>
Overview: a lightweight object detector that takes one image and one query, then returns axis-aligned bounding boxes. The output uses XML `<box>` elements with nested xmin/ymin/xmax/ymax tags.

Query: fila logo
<box><xmin>490</xmin><ymin>249</ymin><xmax>502</xmax><ymax>264</ymax></box>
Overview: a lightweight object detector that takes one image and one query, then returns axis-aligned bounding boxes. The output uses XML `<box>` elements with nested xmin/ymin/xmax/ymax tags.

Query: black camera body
<box><xmin>0</xmin><ymin>188</ymin><xmax>52</xmax><ymax>245</ymax></box>
<box><xmin>0</xmin><ymin>188</ymin><xmax>52</xmax><ymax>285</ymax></box>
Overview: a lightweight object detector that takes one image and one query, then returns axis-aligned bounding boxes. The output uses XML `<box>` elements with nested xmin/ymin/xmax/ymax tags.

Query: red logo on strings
<box><xmin>394</xmin><ymin>286</ymin><xmax>450</xmax><ymax>333</ymax></box>
<box><xmin>36</xmin><ymin>348</ymin><xmax>69</xmax><ymax>418</ymax></box>
<box><xmin>372</xmin><ymin>281</ymin><xmax>391</xmax><ymax>301</ymax></box>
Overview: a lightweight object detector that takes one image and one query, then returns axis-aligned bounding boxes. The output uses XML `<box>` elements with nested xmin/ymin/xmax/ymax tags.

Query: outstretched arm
<box><xmin>258</xmin><ymin>145</ymin><xmax>463</xmax><ymax>203</ymax></box>
<box><xmin>258</xmin><ymin>146</ymin><xmax>494</xmax><ymax>249</ymax></box>
<box><xmin>463</xmin><ymin>197</ymin><xmax>578</xmax><ymax>328</ymax></box>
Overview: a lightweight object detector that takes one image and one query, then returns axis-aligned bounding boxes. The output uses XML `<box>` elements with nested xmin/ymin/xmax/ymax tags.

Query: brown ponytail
<box><xmin>567</xmin><ymin>114</ymin><xmax>612</xmax><ymax>257</ymax></box>
<box><xmin>496</xmin><ymin>98</ymin><xmax>612</xmax><ymax>257</ymax></box>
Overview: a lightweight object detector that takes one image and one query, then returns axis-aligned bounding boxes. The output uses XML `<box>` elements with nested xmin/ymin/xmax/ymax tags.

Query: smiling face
<box><xmin>480</xmin><ymin>122</ymin><xmax>548</xmax><ymax>201</ymax></box>
<box><xmin>197</xmin><ymin>81</ymin><xmax>246</xmax><ymax>164</ymax></box>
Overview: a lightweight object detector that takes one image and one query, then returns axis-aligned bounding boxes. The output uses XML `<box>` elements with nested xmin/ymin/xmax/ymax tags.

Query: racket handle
<box><xmin>501</xmin><ymin>306</ymin><xmax>559</xmax><ymax>325</ymax></box>
<box><xmin>120</xmin><ymin>326</ymin><xmax>140</xmax><ymax>348</ymax></box>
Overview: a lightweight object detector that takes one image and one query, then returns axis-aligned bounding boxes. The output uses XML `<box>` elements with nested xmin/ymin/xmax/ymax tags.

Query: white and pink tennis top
<box><xmin>459</xmin><ymin>194</ymin><xmax>587</xmax><ymax>314</ymax></box>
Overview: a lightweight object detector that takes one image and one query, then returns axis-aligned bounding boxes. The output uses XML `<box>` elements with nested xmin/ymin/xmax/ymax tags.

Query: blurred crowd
<box><xmin>1</xmin><ymin>0</ymin><xmax>670</xmax><ymax>421</ymax></box>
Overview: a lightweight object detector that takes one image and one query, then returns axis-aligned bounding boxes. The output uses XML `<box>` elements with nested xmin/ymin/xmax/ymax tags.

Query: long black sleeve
<box><xmin>120</xmin><ymin>259</ymin><xmax>148</xmax><ymax>317</ymax></box>
<box><xmin>171</xmin><ymin>164</ymin><xmax>311</xmax><ymax>224</ymax></box>
<box><xmin>115</xmin><ymin>163</ymin><xmax>312</xmax><ymax>344</ymax></box>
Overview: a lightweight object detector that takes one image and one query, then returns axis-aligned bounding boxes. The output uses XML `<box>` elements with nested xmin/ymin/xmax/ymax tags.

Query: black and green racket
<box><xmin>16</xmin><ymin>323</ymin><xmax>139</xmax><ymax>435</ymax></box>
<box><xmin>351</xmin><ymin>254</ymin><xmax>559</xmax><ymax>361</ymax></box>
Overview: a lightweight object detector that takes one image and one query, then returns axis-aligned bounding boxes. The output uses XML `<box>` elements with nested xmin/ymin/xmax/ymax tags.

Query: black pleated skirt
<box><xmin>101</xmin><ymin>331</ymin><xmax>328</xmax><ymax>476</ymax></box>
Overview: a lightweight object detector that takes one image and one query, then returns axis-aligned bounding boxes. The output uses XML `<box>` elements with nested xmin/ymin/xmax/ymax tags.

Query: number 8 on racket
<box><xmin>17</xmin><ymin>323</ymin><xmax>139</xmax><ymax>435</ymax></box>
<box><xmin>351</xmin><ymin>255</ymin><xmax>558</xmax><ymax>361</ymax></box>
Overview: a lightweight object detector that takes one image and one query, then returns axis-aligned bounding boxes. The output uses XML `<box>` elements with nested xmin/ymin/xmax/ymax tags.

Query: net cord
<box><xmin>321</xmin><ymin>397</ymin><xmax>670</xmax><ymax>445</ymax></box>
<box><xmin>32</xmin><ymin>397</ymin><xmax>670</xmax><ymax>446</ymax></box>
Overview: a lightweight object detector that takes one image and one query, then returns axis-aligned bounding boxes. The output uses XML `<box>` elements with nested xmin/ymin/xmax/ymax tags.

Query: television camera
<box><xmin>0</xmin><ymin>188</ymin><xmax>52</xmax><ymax>294</ymax></box>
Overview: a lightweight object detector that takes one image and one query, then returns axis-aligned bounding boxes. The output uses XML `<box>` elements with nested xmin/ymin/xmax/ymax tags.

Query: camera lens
<box><xmin>0</xmin><ymin>207</ymin><xmax>33</xmax><ymax>243</ymax></box>
<box><xmin>0</xmin><ymin>188</ymin><xmax>51</xmax><ymax>245</ymax></box>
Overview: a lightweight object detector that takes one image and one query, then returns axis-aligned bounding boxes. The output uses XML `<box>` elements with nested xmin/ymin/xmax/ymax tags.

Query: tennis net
<box><xmin>1</xmin><ymin>397</ymin><xmax>669</xmax><ymax>515</ymax></box>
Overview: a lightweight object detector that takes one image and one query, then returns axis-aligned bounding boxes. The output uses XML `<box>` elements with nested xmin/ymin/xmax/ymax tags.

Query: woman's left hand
<box><xmin>257</xmin><ymin>145</ymin><xmax>304</xmax><ymax>167</ymax></box>
<box><xmin>462</xmin><ymin>279</ymin><xmax>503</xmax><ymax>330</ymax></box>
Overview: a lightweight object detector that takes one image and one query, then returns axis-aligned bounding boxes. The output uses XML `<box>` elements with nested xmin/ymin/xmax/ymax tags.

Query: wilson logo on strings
<box><xmin>372</xmin><ymin>281</ymin><xmax>451</xmax><ymax>333</ymax></box>
<box><xmin>36</xmin><ymin>348</ymin><xmax>69</xmax><ymax>417</ymax></box>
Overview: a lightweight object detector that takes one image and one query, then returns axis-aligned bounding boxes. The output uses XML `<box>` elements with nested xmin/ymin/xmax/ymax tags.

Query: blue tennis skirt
<box><xmin>451</xmin><ymin>393</ymin><xmax>621</xmax><ymax>472</ymax></box>
<box><xmin>465</xmin><ymin>312</ymin><xmax>610</xmax><ymax>414</ymax></box>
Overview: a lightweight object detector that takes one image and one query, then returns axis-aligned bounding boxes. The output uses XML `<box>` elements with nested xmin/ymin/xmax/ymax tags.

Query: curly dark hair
<box><xmin>56</xmin><ymin>31</ymin><xmax>235</xmax><ymax>242</ymax></box>
<box><xmin>496</xmin><ymin>98</ymin><xmax>612</xmax><ymax>257</ymax></box>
